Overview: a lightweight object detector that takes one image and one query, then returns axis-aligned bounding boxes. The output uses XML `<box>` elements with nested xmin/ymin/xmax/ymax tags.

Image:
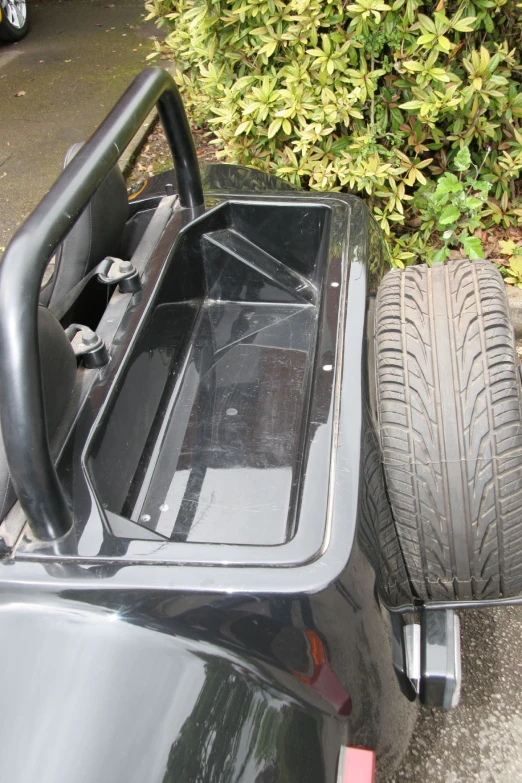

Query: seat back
<box><xmin>40</xmin><ymin>143</ymin><xmax>129</xmax><ymax>308</ymax></box>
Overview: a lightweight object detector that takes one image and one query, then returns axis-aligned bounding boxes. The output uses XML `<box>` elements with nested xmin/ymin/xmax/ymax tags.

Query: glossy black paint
<box><xmin>0</xmin><ymin>595</ymin><xmax>345</xmax><ymax>783</ymax></box>
<box><xmin>0</xmin><ymin>70</ymin><xmax>418</xmax><ymax>782</ymax></box>
<box><xmin>0</xmin><ymin>67</ymin><xmax>202</xmax><ymax>541</ymax></box>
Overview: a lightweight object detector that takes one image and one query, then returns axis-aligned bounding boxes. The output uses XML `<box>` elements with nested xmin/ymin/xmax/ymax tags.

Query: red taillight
<box><xmin>337</xmin><ymin>747</ymin><xmax>375</xmax><ymax>783</ymax></box>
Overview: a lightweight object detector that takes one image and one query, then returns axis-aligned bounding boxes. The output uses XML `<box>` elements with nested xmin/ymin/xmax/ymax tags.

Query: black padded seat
<box><xmin>0</xmin><ymin>307</ymin><xmax>77</xmax><ymax>521</ymax></box>
<box><xmin>40</xmin><ymin>143</ymin><xmax>129</xmax><ymax>309</ymax></box>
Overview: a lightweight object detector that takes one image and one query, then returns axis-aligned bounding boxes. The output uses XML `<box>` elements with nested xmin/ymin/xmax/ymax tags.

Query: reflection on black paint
<box><xmin>162</xmin><ymin>657</ymin><xmax>326</xmax><ymax>783</ymax></box>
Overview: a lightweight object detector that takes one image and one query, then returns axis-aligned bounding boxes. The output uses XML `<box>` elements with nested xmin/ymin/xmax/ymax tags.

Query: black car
<box><xmin>0</xmin><ymin>67</ymin><xmax>521</xmax><ymax>783</ymax></box>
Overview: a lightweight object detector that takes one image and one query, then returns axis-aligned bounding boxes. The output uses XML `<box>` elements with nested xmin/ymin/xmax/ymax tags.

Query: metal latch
<box><xmin>97</xmin><ymin>257</ymin><xmax>141</xmax><ymax>294</ymax></box>
<box><xmin>66</xmin><ymin>324</ymin><xmax>109</xmax><ymax>368</ymax></box>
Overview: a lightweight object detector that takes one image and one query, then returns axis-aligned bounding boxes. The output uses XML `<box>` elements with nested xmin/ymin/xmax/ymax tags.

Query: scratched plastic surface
<box><xmin>136</xmin><ymin>302</ymin><xmax>316</xmax><ymax>543</ymax></box>
<box><xmin>88</xmin><ymin>201</ymin><xmax>329</xmax><ymax>545</ymax></box>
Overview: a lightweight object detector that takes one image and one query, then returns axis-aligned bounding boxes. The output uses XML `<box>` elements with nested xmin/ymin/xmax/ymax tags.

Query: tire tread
<box><xmin>375</xmin><ymin>259</ymin><xmax>522</xmax><ymax>600</ymax></box>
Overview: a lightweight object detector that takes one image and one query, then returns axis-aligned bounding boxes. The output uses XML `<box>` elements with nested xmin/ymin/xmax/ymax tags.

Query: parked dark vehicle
<box><xmin>1</xmin><ymin>67</ymin><xmax>522</xmax><ymax>783</ymax></box>
<box><xmin>0</xmin><ymin>0</ymin><xmax>29</xmax><ymax>42</ymax></box>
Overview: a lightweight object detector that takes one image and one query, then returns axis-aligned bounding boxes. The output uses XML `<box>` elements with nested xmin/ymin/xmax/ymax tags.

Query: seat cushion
<box><xmin>40</xmin><ymin>143</ymin><xmax>129</xmax><ymax>309</ymax></box>
<box><xmin>0</xmin><ymin>307</ymin><xmax>77</xmax><ymax>521</ymax></box>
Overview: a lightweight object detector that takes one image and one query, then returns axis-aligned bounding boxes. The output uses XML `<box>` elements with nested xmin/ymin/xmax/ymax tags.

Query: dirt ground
<box><xmin>126</xmin><ymin>118</ymin><xmax>217</xmax><ymax>189</ymax></box>
<box><xmin>0</xmin><ymin>0</ymin><xmax>156</xmax><ymax>254</ymax></box>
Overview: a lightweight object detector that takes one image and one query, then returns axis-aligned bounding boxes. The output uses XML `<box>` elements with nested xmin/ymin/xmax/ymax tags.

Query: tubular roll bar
<box><xmin>0</xmin><ymin>68</ymin><xmax>204</xmax><ymax>541</ymax></box>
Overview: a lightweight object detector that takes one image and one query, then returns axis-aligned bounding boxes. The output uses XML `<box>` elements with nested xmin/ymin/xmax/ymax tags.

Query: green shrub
<box><xmin>145</xmin><ymin>0</ymin><xmax>522</xmax><ymax>266</ymax></box>
<box><xmin>497</xmin><ymin>237</ymin><xmax>522</xmax><ymax>285</ymax></box>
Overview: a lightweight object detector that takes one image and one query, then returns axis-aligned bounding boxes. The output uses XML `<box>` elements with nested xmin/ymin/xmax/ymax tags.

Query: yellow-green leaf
<box><xmin>268</xmin><ymin>118</ymin><xmax>282</xmax><ymax>138</ymax></box>
<box><xmin>452</xmin><ymin>16</ymin><xmax>477</xmax><ymax>32</ymax></box>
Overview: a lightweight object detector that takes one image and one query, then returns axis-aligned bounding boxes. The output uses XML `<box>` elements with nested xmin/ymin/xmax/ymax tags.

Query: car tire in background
<box><xmin>0</xmin><ymin>1</ymin><xmax>29</xmax><ymax>43</ymax></box>
<box><xmin>375</xmin><ymin>259</ymin><xmax>522</xmax><ymax>601</ymax></box>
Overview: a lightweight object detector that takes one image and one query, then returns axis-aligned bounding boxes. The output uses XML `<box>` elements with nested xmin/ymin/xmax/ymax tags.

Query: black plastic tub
<box><xmin>87</xmin><ymin>200</ymin><xmax>333</xmax><ymax>547</ymax></box>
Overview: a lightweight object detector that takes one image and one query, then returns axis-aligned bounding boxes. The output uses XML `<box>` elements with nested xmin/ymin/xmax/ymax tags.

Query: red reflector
<box><xmin>338</xmin><ymin>747</ymin><xmax>375</xmax><ymax>783</ymax></box>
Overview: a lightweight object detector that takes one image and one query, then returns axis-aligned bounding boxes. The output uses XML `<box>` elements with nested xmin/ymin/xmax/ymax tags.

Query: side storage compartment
<box><xmin>86</xmin><ymin>201</ymin><xmax>331</xmax><ymax>547</ymax></box>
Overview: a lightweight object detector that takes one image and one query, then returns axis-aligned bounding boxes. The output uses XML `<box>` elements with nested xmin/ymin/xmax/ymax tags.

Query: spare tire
<box><xmin>375</xmin><ymin>259</ymin><xmax>522</xmax><ymax>600</ymax></box>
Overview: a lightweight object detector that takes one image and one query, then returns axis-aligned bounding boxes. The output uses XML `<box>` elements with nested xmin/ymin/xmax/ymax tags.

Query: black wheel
<box><xmin>0</xmin><ymin>1</ymin><xmax>29</xmax><ymax>42</ymax></box>
<box><xmin>375</xmin><ymin>259</ymin><xmax>522</xmax><ymax>601</ymax></box>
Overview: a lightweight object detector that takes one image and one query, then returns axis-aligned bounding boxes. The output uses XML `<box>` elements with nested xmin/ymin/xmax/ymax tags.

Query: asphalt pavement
<box><xmin>0</xmin><ymin>0</ymin><xmax>155</xmax><ymax>254</ymax></box>
<box><xmin>2</xmin><ymin>3</ymin><xmax>522</xmax><ymax>781</ymax></box>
